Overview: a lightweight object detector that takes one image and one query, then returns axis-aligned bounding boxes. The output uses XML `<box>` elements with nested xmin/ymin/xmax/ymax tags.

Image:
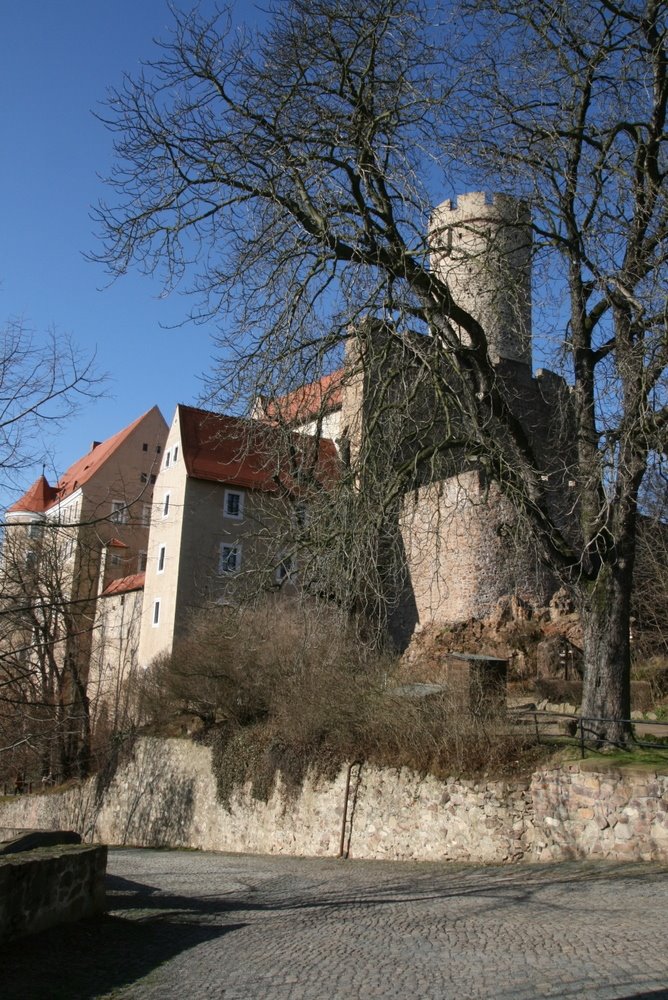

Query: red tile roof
<box><xmin>259</xmin><ymin>370</ymin><xmax>343</xmax><ymax>425</ymax></box>
<box><xmin>107</xmin><ymin>537</ymin><xmax>129</xmax><ymax>549</ymax></box>
<box><xmin>178</xmin><ymin>405</ymin><xmax>339</xmax><ymax>491</ymax></box>
<box><xmin>7</xmin><ymin>407</ymin><xmax>163</xmax><ymax>515</ymax></box>
<box><xmin>6</xmin><ymin>474</ymin><xmax>58</xmax><ymax>514</ymax></box>
<box><xmin>100</xmin><ymin>572</ymin><xmax>145</xmax><ymax>597</ymax></box>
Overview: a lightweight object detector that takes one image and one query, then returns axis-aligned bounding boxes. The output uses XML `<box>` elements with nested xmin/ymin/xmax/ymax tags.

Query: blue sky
<box><xmin>0</xmin><ymin>1</ymin><xmax>255</xmax><ymax>508</ymax></box>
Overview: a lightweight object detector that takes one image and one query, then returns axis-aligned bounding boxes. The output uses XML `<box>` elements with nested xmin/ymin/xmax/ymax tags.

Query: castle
<box><xmin>2</xmin><ymin>193</ymin><xmax>572</xmax><ymax>742</ymax></box>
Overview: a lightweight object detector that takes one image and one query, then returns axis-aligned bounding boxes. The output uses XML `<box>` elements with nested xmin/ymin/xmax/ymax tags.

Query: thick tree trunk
<box><xmin>579</xmin><ymin>562</ymin><xmax>633</xmax><ymax>744</ymax></box>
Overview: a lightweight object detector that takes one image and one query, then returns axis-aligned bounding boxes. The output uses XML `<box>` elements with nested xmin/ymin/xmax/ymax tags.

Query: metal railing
<box><xmin>511</xmin><ymin>707</ymin><xmax>668</xmax><ymax>758</ymax></box>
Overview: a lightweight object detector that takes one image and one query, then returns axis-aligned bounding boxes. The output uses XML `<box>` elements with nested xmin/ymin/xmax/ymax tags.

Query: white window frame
<box><xmin>152</xmin><ymin>599</ymin><xmax>161</xmax><ymax>627</ymax></box>
<box><xmin>157</xmin><ymin>544</ymin><xmax>166</xmax><ymax>574</ymax></box>
<box><xmin>173</xmin><ymin>445</ymin><xmax>179</xmax><ymax>463</ymax></box>
<box><xmin>111</xmin><ymin>500</ymin><xmax>127</xmax><ymax>525</ymax></box>
<box><xmin>165</xmin><ymin>450</ymin><xmax>171</xmax><ymax>469</ymax></box>
<box><xmin>162</xmin><ymin>492</ymin><xmax>170</xmax><ymax>518</ymax></box>
<box><xmin>219</xmin><ymin>543</ymin><xmax>241</xmax><ymax>575</ymax></box>
<box><xmin>223</xmin><ymin>489</ymin><xmax>244</xmax><ymax>520</ymax></box>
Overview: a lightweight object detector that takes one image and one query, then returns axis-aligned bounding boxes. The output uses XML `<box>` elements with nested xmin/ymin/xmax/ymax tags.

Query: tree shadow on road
<box><xmin>0</xmin><ymin>874</ymin><xmax>246</xmax><ymax>1000</ymax></box>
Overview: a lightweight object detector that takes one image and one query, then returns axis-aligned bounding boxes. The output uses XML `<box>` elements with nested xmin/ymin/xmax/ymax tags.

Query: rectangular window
<box><xmin>140</xmin><ymin>472</ymin><xmax>148</xmax><ymax>484</ymax></box>
<box><xmin>219</xmin><ymin>543</ymin><xmax>241</xmax><ymax>574</ymax></box>
<box><xmin>138</xmin><ymin>551</ymin><xmax>147</xmax><ymax>572</ymax></box>
<box><xmin>275</xmin><ymin>555</ymin><xmax>294</xmax><ymax>584</ymax></box>
<box><xmin>224</xmin><ymin>489</ymin><xmax>244</xmax><ymax>519</ymax></box>
<box><xmin>157</xmin><ymin>544</ymin><xmax>166</xmax><ymax>573</ymax></box>
<box><xmin>110</xmin><ymin>553</ymin><xmax>121</xmax><ymax>567</ymax></box>
<box><xmin>294</xmin><ymin>502</ymin><xmax>308</xmax><ymax>528</ymax></box>
<box><xmin>142</xmin><ymin>442</ymin><xmax>148</xmax><ymax>452</ymax></box>
<box><xmin>150</xmin><ymin>474</ymin><xmax>156</xmax><ymax>485</ymax></box>
<box><xmin>162</xmin><ymin>492</ymin><xmax>170</xmax><ymax>517</ymax></box>
<box><xmin>28</xmin><ymin>522</ymin><xmax>43</xmax><ymax>539</ymax></box>
<box><xmin>165</xmin><ymin>451</ymin><xmax>171</xmax><ymax>468</ymax></box>
<box><xmin>111</xmin><ymin>500</ymin><xmax>127</xmax><ymax>524</ymax></box>
<box><xmin>173</xmin><ymin>445</ymin><xmax>179</xmax><ymax>462</ymax></box>
<box><xmin>152</xmin><ymin>599</ymin><xmax>161</xmax><ymax>626</ymax></box>
<box><xmin>141</xmin><ymin>503</ymin><xmax>151</xmax><ymax>527</ymax></box>
<box><xmin>156</xmin><ymin>444</ymin><xmax>162</xmax><ymax>454</ymax></box>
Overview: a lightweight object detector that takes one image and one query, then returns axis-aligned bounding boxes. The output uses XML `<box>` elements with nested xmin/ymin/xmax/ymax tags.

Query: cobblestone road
<box><xmin>2</xmin><ymin>849</ymin><xmax>668</xmax><ymax>999</ymax></box>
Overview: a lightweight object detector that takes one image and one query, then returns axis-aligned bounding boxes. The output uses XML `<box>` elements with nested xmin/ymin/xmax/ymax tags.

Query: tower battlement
<box><xmin>430</xmin><ymin>192</ymin><xmax>533</xmax><ymax>367</ymax></box>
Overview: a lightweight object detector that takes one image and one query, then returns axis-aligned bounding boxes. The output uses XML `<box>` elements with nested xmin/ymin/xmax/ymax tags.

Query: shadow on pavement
<box><xmin>0</xmin><ymin>874</ymin><xmax>246</xmax><ymax>1000</ymax></box>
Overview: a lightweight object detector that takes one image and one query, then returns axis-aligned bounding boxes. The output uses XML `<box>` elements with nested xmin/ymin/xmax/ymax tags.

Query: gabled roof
<box><xmin>177</xmin><ymin>405</ymin><xmax>339</xmax><ymax>491</ymax></box>
<box><xmin>107</xmin><ymin>537</ymin><xmax>129</xmax><ymax>549</ymax></box>
<box><xmin>7</xmin><ymin>406</ymin><xmax>164</xmax><ymax>516</ymax></box>
<box><xmin>258</xmin><ymin>370</ymin><xmax>343</xmax><ymax>425</ymax></box>
<box><xmin>100</xmin><ymin>572</ymin><xmax>145</xmax><ymax>597</ymax></box>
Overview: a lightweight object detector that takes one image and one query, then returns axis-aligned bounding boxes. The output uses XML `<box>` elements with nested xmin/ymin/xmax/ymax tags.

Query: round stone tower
<box><xmin>430</xmin><ymin>192</ymin><xmax>533</xmax><ymax>367</ymax></box>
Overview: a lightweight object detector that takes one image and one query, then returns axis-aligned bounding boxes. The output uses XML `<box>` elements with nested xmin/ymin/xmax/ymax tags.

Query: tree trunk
<box><xmin>579</xmin><ymin>562</ymin><xmax>633</xmax><ymax>744</ymax></box>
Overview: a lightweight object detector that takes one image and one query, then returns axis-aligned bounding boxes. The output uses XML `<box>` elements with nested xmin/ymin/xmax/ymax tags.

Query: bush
<box><xmin>137</xmin><ymin>601</ymin><xmax>546</xmax><ymax>805</ymax></box>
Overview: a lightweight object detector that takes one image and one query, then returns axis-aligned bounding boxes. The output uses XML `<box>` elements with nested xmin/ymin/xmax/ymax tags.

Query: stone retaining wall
<box><xmin>0</xmin><ymin>738</ymin><xmax>666</xmax><ymax>863</ymax></box>
<box><xmin>0</xmin><ymin>844</ymin><xmax>107</xmax><ymax>942</ymax></box>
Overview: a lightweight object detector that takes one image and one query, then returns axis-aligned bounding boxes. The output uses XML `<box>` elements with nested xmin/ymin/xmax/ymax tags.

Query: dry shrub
<box><xmin>137</xmin><ymin>601</ymin><xmax>545</xmax><ymax>806</ymax></box>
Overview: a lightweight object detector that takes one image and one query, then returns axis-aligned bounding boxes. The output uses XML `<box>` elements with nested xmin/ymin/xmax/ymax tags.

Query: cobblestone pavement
<box><xmin>2</xmin><ymin>849</ymin><xmax>668</xmax><ymax>999</ymax></box>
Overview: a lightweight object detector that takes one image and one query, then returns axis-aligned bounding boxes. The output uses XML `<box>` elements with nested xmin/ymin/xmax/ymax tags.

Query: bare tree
<box><xmin>93</xmin><ymin>0</ymin><xmax>667</xmax><ymax>740</ymax></box>
<box><xmin>0</xmin><ymin>319</ymin><xmax>99</xmax><ymax>493</ymax></box>
<box><xmin>0</xmin><ymin>319</ymin><xmax>101</xmax><ymax>781</ymax></box>
<box><xmin>0</xmin><ymin>520</ymin><xmax>97</xmax><ymax>783</ymax></box>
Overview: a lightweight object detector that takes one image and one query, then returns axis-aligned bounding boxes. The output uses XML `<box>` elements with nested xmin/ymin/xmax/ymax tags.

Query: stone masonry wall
<box><xmin>0</xmin><ymin>844</ymin><xmax>107</xmax><ymax>942</ymax></box>
<box><xmin>0</xmin><ymin>738</ymin><xmax>666</xmax><ymax>863</ymax></box>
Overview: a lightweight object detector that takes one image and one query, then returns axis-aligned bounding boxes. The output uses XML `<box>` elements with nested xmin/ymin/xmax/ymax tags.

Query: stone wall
<box><xmin>0</xmin><ymin>844</ymin><xmax>107</xmax><ymax>942</ymax></box>
<box><xmin>0</xmin><ymin>738</ymin><xmax>666</xmax><ymax>864</ymax></box>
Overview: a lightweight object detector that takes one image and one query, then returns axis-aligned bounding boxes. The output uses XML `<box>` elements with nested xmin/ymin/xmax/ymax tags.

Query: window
<box><xmin>165</xmin><ymin>451</ymin><xmax>171</xmax><ymax>469</ymax></box>
<box><xmin>150</xmin><ymin>474</ymin><xmax>156</xmax><ymax>485</ymax></box>
<box><xmin>140</xmin><ymin>472</ymin><xmax>148</xmax><ymax>484</ymax></box>
<box><xmin>111</xmin><ymin>500</ymin><xmax>127</xmax><ymax>524</ymax></box>
<box><xmin>138</xmin><ymin>551</ymin><xmax>147</xmax><ymax>572</ymax></box>
<box><xmin>25</xmin><ymin>551</ymin><xmax>36</xmax><ymax>570</ymax></box>
<box><xmin>275</xmin><ymin>555</ymin><xmax>294</xmax><ymax>584</ymax></box>
<box><xmin>173</xmin><ymin>446</ymin><xmax>179</xmax><ymax>462</ymax></box>
<box><xmin>141</xmin><ymin>503</ymin><xmax>151</xmax><ymax>527</ymax></box>
<box><xmin>110</xmin><ymin>553</ymin><xmax>122</xmax><ymax>567</ymax></box>
<box><xmin>224</xmin><ymin>489</ymin><xmax>244</xmax><ymax>519</ymax></box>
<box><xmin>157</xmin><ymin>544</ymin><xmax>166</xmax><ymax>573</ymax></box>
<box><xmin>152</xmin><ymin>599</ymin><xmax>161</xmax><ymax>626</ymax></box>
<box><xmin>162</xmin><ymin>492</ymin><xmax>170</xmax><ymax>518</ymax></box>
<box><xmin>142</xmin><ymin>442</ymin><xmax>148</xmax><ymax>452</ymax></box>
<box><xmin>294</xmin><ymin>502</ymin><xmax>308</xmax><ymax>528</ymax></box>
<box><xmin>28</xmin><ymin>522</ymin><xmax>43</xmax><ymax>539</ymax></box>
<box><xmin>219</xmin><ymin>543</ymin><xmax>241</xmax><ymax>574</ymax></box>
<box><xmin>156</xmin><ymin>444</ymin><xmax>162</xmax><ymax>454</ymax></box>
